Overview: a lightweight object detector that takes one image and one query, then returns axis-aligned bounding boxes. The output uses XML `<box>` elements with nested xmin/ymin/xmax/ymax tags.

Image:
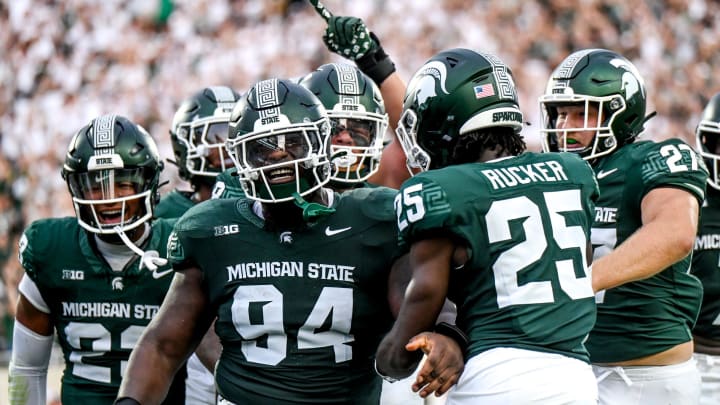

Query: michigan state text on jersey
<box><xmin>18</xmin><ymin>217</ymin><xmax>177</xmax><ymax>404</ymax></box>
<box><xmin>168</xmin><ymin>187</ymin><xmax>399</xmax><ymax>404</ymax></box>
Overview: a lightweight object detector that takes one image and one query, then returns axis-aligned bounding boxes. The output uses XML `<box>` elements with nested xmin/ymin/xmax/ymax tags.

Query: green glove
<box><xmin>322</xmin><ymin>16</ymin><xmax>396</xmax><ymax>85</ymax></box>
<box><xmin>323</xmin><ymin>16</ymin><xmax>378</xmax><ymax>61</ymax></box>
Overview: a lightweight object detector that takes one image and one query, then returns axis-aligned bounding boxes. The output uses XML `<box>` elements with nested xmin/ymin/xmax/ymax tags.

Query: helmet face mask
<box><xmin>540</xmin><ymin>49</ymin><xmax>646</xmax><ymax>161</ymax></box>
<box><xmin>62</xmin><ymin>114</ymin><xmax>163</xmax><ymax>234</ymax></box>
<box><xmin>227</xmin><ymin>78</ymin><xmax>331</xmax><ymax>203</ymax></box>
<box><xmin>300</xmin><ymin>63</ymin><xmax>388</xmax><ymax>184</ymax></box>
<box><xmin>396</xmin><ymin>48</ymin><xmax>523</xmax><ymax>173</ymax></box>
<box><xmin>396</xmin><ymin>109</ymin><xmax>431</xmax><ymax>172</ymax></box>
<box><xmin>171</xmin><ymin>86</ymin><xmax>240</xmax><ymax>184</ymax></box>
<box><xmin>696</xmin><ymin>94</ymin><xmax>720</xmax><ymax>190</ymax></box>
<box><xmin>66</xmin><ymin>167</ymin><xmax>156</xmax><ymax>234</ymax></box>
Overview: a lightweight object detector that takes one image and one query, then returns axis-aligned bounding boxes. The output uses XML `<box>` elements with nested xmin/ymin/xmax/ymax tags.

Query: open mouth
<box><xmin>98</xmin><ymin>208</ymin><xmax>125</xmax><ymax>224</ymax></box>
<box><xmin>266</xmin><ymin>167</ymin><xmax>295</xmax><ymax>184</ymax></box>
<box><xmin>562</xmin><ymin>138</ymin><xmax>585</xmax><ymax>150</ymax></box>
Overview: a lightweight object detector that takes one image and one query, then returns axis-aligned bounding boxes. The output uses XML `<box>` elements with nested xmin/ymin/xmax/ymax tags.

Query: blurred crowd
<box><xmin>0</xmin><ymin>0</ymin><xmax>718</xmax><ymax>350</ymax></box>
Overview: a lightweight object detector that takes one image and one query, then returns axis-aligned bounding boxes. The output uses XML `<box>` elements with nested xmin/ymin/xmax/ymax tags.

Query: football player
<box><xmin>692</xmin><ymin>92</ymin><xmax>720</xmax><ymax>405</ymax></box>
<box><xmin>376</xmin><ymin>48</ymin><xmax>600</xmax><ymax>404</ymax></box>
<box><xmin>157</xmin><ymin>85</ymin><xmax>242</xmax><ymax>217</ymax></box>
<box><xmin>299</xmin><ymin>62</ymin><xmax>389</xmax><ymax>191</ymax></box>
<box><xmin>321</xmin><ymin>13</ymin><xmax>409</xmax><ymax>189</ymax></box>
<box><xmin>115</xmin><ymin>79</ymin><xmax>463</xmax><ymax>405</ymax></box>
<box><xmin>156</xmin><ymin>85</ymin><xmax>242</xmax><ymax>405</ymax></box>
<box><xmin>540</xmin><ymin>48</ymin><xmax>707</xmax><ymax>404</ymax></box>
<box><xmin>8</xmin><ymin>114</ymin><xmax>184</xmax><ymax>405</ymax></box>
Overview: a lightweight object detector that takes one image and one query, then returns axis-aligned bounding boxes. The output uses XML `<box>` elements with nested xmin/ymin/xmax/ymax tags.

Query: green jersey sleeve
<box><xmin>637</xmin><ymin>138</ymin><xmax>708</xmax><ymax>203</ymax></box>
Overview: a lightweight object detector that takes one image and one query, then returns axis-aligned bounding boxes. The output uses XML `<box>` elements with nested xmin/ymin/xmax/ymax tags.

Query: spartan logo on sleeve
<box><xmin>166</xmin><ymin>231</ymin><xmax>185</xmax><ymax>261</ymax></box>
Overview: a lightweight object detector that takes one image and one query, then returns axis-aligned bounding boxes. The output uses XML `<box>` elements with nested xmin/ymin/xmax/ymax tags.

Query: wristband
<box><xmin>434</xmin><ymin>322</ymin><xmax>469</xmax><ymax>352</ymax></box>
<box><xmin>356</xmin><ymin>32</ymin><xmax>396</xmax><ymax>85</ymax></box>
<box><xmin>114</xmin><ymin>397</ymin><xmax>142</xmax><ymax>405</ymax></box>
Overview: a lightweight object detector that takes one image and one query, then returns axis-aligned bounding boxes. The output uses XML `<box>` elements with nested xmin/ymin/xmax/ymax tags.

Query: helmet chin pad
<box><xmin>258</xmin><ymin>177</ymin><xmax>311</xmax><ymax>201</ymax></box>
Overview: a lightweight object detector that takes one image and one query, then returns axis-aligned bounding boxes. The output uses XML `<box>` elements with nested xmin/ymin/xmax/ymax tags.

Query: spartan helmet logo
<box><xmin>112</xmin><ymin>277</ymin><xmax>124</xmax><ymax>291</ymax></box>
<box><xmin>609</xmin><ymin>57</ymin><xmax>643</xmax><ymax>101</ymax></box>
<box><xmin>410</xmin><ymin>61</ymin><xmax>450</xmax><ymax>108</ymax></box>
<box><xmin>279</xmin><ymin>231</ymin><xmax>293</xmax><ymax>244</ymax></box>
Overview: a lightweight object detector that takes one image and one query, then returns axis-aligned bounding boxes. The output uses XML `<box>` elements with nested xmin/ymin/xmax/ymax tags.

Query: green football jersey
<box><xmin>396</xmin><ymin>152</ymin><xmax>599</xmax><ymax>362</ymax></box>
<box><xmin>155</xmin><ymin>188</ymin><xmax>195</xmax><ymax>219</ymax></box>
<box><xmin>586</xmin><ymin>139</ymin><xmax>708</xmax><ymax>363</ymax></box>
<box><xmin>211</xmin><ymin>168</ymin><xmax>246</xmax><ymax>200</ymax></box>
<box><xmin>691</xmin><ymin>190</ymin><xmax>720</xmax><ymax>341</ymax></box>
<box><xmin>168</xmin><ymin>187</ymin><xmax>400</xmax><ymax>404</ymax></box>
<box><xmin>18</xmin><ymin>217</ymin><xmax>177</xmax><ymax>404</ymax></box>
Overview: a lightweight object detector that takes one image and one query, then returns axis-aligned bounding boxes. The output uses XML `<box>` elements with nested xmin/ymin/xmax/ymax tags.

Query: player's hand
<box><xmin>322</xmin><ymin>16</ymin><xmax>377</xmax><ymax>61</ymax></box>
<box><xmin>406</xmin><ymin>332</ymin><xmax>464</xmax><ymax>398</ymax></box>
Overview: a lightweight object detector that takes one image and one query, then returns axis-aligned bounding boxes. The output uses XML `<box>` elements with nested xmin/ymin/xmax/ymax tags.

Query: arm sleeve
<box><xmin>8</xmin><ymin>321</ymin><xmax>53</xmax><ymax>405</ymax></box>
<box><xmin>18</xmin><ymin>275</ymin><xmax>50</xmax><ymax>314</ymax></box>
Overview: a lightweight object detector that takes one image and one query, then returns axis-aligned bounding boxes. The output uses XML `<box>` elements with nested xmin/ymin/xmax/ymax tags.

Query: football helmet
<box><xmin>170</xmin><ymin>86</ymin><xmax>241</xmax><ymax>186</ymax></box>
<box><xmin>227</xmin><ymin>78</ymin><xmax>331</xmax><ymax>203</ymax></box>
<box><xmin>696</xmin><ymin>93</ymin><xmax>720</xmax><ymax>190</ymax></box>
<box><xmin>397</xmin><ymin>48</ymin><xmax>523</xmax><ymax>172</ymax></box>
<box><xmin>62</xmin><ymin>114</ymin><xmax>163</xmax><ymax>234</ymax></box>
<box><xmin>540</xmin><ymin>48</ymin><xmax>647</xmax><ymax>161</ymax></box>
<box><xmin>299</xmin><ymin>63</ymin><xmax>388</xmax><ymax>184</ymax></box>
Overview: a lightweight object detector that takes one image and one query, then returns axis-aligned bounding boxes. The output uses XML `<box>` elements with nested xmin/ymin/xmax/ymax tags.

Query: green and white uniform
<box><xmin>587</xmin><ymin>139</ymin><xmax>707</xmax><ymax>363</ymax></box>
<box><xmin>18</xmin><ymin>217</ymin><xmax>177</xmax><ymax>405</ymax></box>
<box><xmin>692</xmin><ymin>188</ymin><xmax>720</xmax><ymax>405</ymax></box>
<box><xmin>692</xmin><ymin>188</ymin><xmax>720</xmax><ymax>342</ymax></box>
<box><xmin>168</xmin><ymin>187</ymin><xmax>400</xmax><ymax>404</ymax></box>
<box><xmin>396</xmin><ymin>152</ymin><xmax>598</xmax><ymax>362</ymax></box>
<box><xmin>156</xmin><ymin>188</ymin><xmax>213</xmax><ymax>405</ymax></box>
<box><xmin>211</xmin><ymin>168</ymin><xmax>246</xmax><ymax>200</ymax></box>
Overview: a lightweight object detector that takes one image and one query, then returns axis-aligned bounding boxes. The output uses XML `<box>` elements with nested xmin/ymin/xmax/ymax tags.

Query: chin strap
<box><xmin>113</xmin><ymin>225</ymin><xmax>168</xmax><ymax>271</ymax></box>
<box><xmin>292</xmin><ymin>192</ymin><xmax>335</xmax><ymax>221</ymax></box>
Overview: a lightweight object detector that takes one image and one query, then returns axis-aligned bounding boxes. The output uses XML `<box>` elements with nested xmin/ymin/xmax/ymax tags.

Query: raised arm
<box><xmin>116</xmin><ymin>266</ymin><xmax>214</xmax><ymax>405</ymax></box>
<box><xmin>320</xmin><ymin>13</ymin><xmax>410</xmax><ymax>188</ymax></box>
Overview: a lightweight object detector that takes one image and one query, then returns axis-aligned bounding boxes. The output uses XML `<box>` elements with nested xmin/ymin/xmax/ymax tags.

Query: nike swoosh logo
<box><xmin>151</xmin><ymin>268</ymin><xmax>174</xmax><ymax>279</ymax></box>
<box><xmin>325</xmin><ymin>226</ymin><xmax>352</xmax><ymax>236</ymax></box>
<box><xmin>596</xmin><ymin>168</ymin><xmax>618</xmax><ymax>179</ymax></box>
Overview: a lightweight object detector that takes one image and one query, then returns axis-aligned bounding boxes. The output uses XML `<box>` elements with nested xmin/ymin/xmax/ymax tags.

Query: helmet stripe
<box><xmin>93</xmin><ymin>113</ymin><xmax>117</xmax><ymax>154</ymax></box>
<box><xmin>257</xmin><ymin>79</ymin><xmax>280</xmax><ymax>122</ymax></box>
<box><xmin>332</xmin><ymin>63</ymin><xmax>360</xmax><ymax>105</ymax></box>
<box><xmin>208</xmin><ymin>86</ymin><xmax>237</xmax><ymax>104</ymax></box>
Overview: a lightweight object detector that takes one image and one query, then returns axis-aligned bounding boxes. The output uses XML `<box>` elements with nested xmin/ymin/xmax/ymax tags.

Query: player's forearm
<box><xmin>117</xmin><ymin>338</ymin><xmax>184</xmax><ymax>404</ymax></box>
<box><xmin>194</xmin><ymin>321</ymin><xmax>221</xmax><ymax>372</ymax></box>
<box><xmin>592</xmin><ymin>219</ymin><xmax>695</xmax><ymax>292</ymax></box>
<box><xmin>9</xmin><ymin>321</ymin><xmax>52</xmax><ymax>405</ymax></box>
<box><xmin>377</xmin><ymin>277</ymin><xmax>446</xmax><ymax>378</ymax></box>
<box><xmin>378</xmin><ymin>73</ymin><xmax>405</xmax><ymax>131</ymax></box>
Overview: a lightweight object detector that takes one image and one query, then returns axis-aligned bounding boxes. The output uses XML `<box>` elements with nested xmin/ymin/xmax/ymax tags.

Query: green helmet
<box><xmin>540</xmin><ymin>49</ymin><xmax>647</xmax><ymax>161</ymax></box>
<box><xmin>696</xmin><ymin>93</ymin><xmax>720</xmax><ymax>190</ymax></box>
<box><xmin>227</xmin><ymin>78</ymin><xmax>331</xmax><ymax>203</ymax></box>
<box><xmin>397</xmin><ymin>48</ymin><xmax>523</xmax><ymax>172</ymax></box>
<box><xmin>170</xmin><ymin>86</ymin><xmax>240</xmax><ymax>186</ymax></box>
<box><xmin>299</xmin><ymin>63</ymin><xmax>388</xmax><ymax>184</ymax></box>
<box><xmin>62</xmin><ymin>114</ymin><xmax>163</xmax><ymax>234</ymax></box>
